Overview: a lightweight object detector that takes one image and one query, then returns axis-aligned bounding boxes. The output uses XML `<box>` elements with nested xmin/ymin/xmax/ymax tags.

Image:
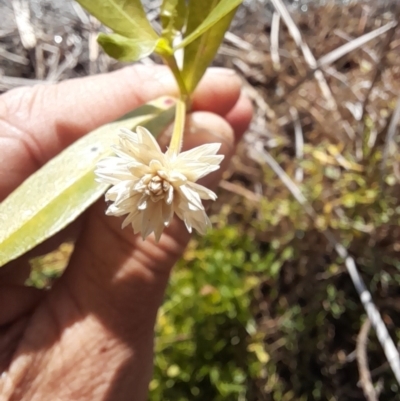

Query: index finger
<box><xmin>0</xmin><ymin>65</ymin><xmax>243</xmax><ymax>199</ymax></box>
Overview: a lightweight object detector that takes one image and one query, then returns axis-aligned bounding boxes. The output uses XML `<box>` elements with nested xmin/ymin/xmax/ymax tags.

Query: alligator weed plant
<box><xmin>0</xmin><ymin>0</ymin><xmax>243</xmax><ymax>266</ymax></box>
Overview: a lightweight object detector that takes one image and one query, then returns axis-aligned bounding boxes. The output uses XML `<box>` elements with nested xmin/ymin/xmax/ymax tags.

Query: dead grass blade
<box><xmin>317</xmin><ymin>21</ymin><xmax>397</xmax><ymax>69</ymax></box>
<box><xmin>270</xmin><ymin>0</ymin><xmax>337</xmax><ymax>110</ymax></box>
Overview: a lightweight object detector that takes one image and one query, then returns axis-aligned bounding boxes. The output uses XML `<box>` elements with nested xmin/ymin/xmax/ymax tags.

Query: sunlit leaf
<box><xmin>76</xmin><ymin>0</ymin><xmax>157</xmax><ymax>39</ymax></box>
<box><xmin>0</xmin><ymin>97</ymin><xmax>176</xmax><ymax>268</ymax></box>
<box><xmin>98</xmin><ymin>32</ymin><xmax>157</xmax><ymax>61</ymax></box>
<box><xmin>175</xmin><ymin>0</ymin><xmax>242</xmax><ymax>50</ymax></box>
<box><xmin>76</xmin><ymin>0</ymin><xmax>158</xmax><ymax>60</ymax></box>
<box><xmin>160</xmin><ymin>0</ymin><xmax>187</xmax><ymax>43</ymax></box>
<box><xmin>181</xmin><ymin>0</ymin><xmax>240</xmax><ymax>92</ymax></box>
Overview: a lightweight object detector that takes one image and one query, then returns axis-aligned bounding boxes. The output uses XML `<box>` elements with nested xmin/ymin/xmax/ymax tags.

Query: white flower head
<box><xmin>95</xmin><ymin>126</ymin><xmax>224</xmax><ymax>241</ymax></box>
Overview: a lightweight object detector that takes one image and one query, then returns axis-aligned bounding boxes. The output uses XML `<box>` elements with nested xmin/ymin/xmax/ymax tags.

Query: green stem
<box><xmin>163</xmin><ymin>54</ymin><xmax>189</xmax><ymax>158</ymax></box>
<box><xmin>164</xmin><ymin>54</ymin><xmax>189</xmax><ymax>98</ymax></box>
<box><xmin>167</xmin><ymin>96</ymin><xmax>186</xmax><ymax>157</ymax></box>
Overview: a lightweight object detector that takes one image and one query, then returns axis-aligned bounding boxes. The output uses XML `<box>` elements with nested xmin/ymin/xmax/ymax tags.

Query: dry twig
<box><xmin>289</xmin><ymin>107</ymin><xmax>304</xmax><ymax>182</ymax></box>
<box><xmin>270</xmin><ymin>12</ymin><xmax>281</xmax><ymax>71</ymax></box>
<box><xmin>317</xmin><ymin>21</ymin><xmax>397</xmax><ymax>69</ymax></box>
<box><xmin>380</xmin><ymin>96</ymin><xmax>400</xmax><ymax>180</ymax></box>
<box><xmin>270</xmin><ymin>0</ymin><xmax>338</xmax><ymax>111</ymax></box>
<box><xmin>356</xmin><ymin>319</ymin><xmax>379</xmax><ymax>401</ymax></box>
<box><xmin>219</xmin><ymin>180</ymin><xmax>262</xmax><ymax>203</ymax></box>
<box><xmin>12</xmin><ymin>0</ymin><xmax>36</xmax><ymax>50</ymax></box>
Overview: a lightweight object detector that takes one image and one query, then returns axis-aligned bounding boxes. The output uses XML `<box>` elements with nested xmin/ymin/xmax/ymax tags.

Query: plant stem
<box><xmin>167</xmin><ymin>96</ymin><xmax>186</xmax><ymax>157</ymax></box>
<box><xmin>164</xmin><ymin>54</ymin><xmax>189</xmax><ymax>98</ymax></box>
<box><xmin>163</xmin><ymin>54</ymin><xmax>189</xmax><ymax>158</ymax></box>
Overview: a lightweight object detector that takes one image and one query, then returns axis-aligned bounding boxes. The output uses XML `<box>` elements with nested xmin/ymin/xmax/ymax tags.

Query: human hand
<box><xmin>0</xmin><ymin>65</ymin><xmax>252</xmax><ymax>401</ymax></box>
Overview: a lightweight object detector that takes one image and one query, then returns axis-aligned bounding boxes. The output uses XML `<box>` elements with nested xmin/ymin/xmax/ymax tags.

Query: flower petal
<box><xmin>111</xmin><ymin>182</ymin><xmax>131</xmax><ymax>204</ymax></box>
<box><xmin>195</xmin><ymin>155</ymin><xmax>225</xmax><ymax>165</ymax></box>
<box><xmin>178</xmin><ymin>162</ymin><xmax>221</xmax><ymax>181</ymax></box>
<box><xmin>136</xmin><ymin>126</ymin><xmax>162</xmax><ymax>154</ymax></box>
<box><xmin>161</xmin><ymin>201</ymin><xmax>174</xmax><ymax>227</ymax></box>
<box><xmin>165</xmin><ymin>185</ymin><xmax>174</xmax><ymax>205</ymax></box>
<box><xmin>120</xmin><ymin>127</ymin><xmax>139</xmax><ymax>144</ymax></box>
<box><xmin>140</xmin><ymin>200</ymin><xmax>164</xmax><ymax>240</ymax></box>
<box><xmin>179</xmin><ymin>185</ymin><xmax>204</xmax><ymax>210</ymax></box>
<box><xmin>106</xmin><ymin>194</ymin><xmax>141</xmax><ymax>216</ymax></box>
<box><xmin>186</xmin><ymin>182</ymin><xmax>217</xmax><ymax>201</ymax></box>
<box><xmin>121</xmin><ymin>210</ymin><xmax>140</xmax><ymax>229</ymax></box>
<box><xmin>178</xmin><ymin>143</ymin><xmax>221</xmax><ymax>159</ymax></box>
<box><xmin>158</xmin><ymin>169</ymin><xmax>187</xmax><ymax>184</ymax></box>
<box><xmin>138</xmin><ymin>194</ymin><xmax>148</xmax><ymax>210</ymax></box>
<box><xmin>185</xmin><ymin>209</ymin><xmax>211</xmax><ymax>235</ymax></box>
<box><xmin>174</xmin><ymin>200</ymin><xmax>210</xmax><ymax>235</ymax></box>
<box><xmin>128</xmin><ymin>161</ymin><xmax>151</xmax><ymax>178</ymax></box>
<box><xmin>153</xmin><ymin>224</ymin><xmax>164</xmax><ymax>242</ymax></box>
<box><xmin>183</xmin><ymin>218</ymin><xmax>193</xmax><ymax>233</ymax></box>
<box><xmin>117</xmin><ymin>128</ymin><xmax>166</xmax><ymax>166</ymax></box>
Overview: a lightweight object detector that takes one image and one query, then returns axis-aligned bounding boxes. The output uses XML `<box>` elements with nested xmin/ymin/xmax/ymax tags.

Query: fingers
<box><xmin>0</xmin><ymin>66</ymin><xmax>242</xmax><ymax>198</ymax></box>
<box><xmin>224</xmin><ymin>91</ymin><xmax>254</xmax><ymax>141</ymax></box>
<box><xmin>1</xmin><ymin>66</ymin><xmax>241</xmax><ymax>153</ymax></box>
<box><xmin>191</xmin><ymin>68</ymin><xmax>242</xmax><ymax>115</ymax></box>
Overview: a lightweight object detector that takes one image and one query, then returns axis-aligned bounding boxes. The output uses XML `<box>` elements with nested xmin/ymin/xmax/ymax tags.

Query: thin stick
<box><xmin>224</xmin><ymin>31</ymin><xmax>254</xmax><ymax>51</ymax></box>
<box><xmin>289</xmin><ymin>107</ymin><xmax>304</xmax><ymax>182</ymax></box>
<box><xmin>380</xmin><ymin>96</ymin><xmax>400</xmax><ymax>180</ymax></box>
<box><xmin>274</xmin><ymin>20</ymin><xmax>397</xmax><ymax>108</ymax></box>
<box><xmin>219</xmin><ymin>180</ymin><xmax>262</xmax><ymax>203</ymax></box>
<box><xmin>71</xmin><ymin>2</ymin><xmax>90</xmax><ymax>25</ymax></box>
<box><xmin>270</xmin><ymin>0</ymin><xmax>337</xmax><ymax>111</ymax></box>
<box><xmin>356</xmin><ymin>319</ymin><xmax>378</xmax><ymax>401</ymax></box>
<box><xmin>89</xmin><ymin>16</ymin><xmax>100</xmax><ymax>75</ymax></box>
<box><xmin>0</xmin><ymin>47</ymin><xmax>29</xmax><ymax>65</ymax></box>
<box><xmin>317</xmin><ymin>21</ymin><xmax>397</xmax><ymax>69</ymax></box>
<box><xmin>270</xmin><ymin>12</ymin><xmax>281</xmax><ymax>71</ymax></box>
<box><xmin>12</xmin><ymin>0</ymin><xmax>36</xmax><ymax>50</ymax></box>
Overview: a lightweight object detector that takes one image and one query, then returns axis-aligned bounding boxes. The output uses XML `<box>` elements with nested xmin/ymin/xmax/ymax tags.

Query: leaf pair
<box><xmin>76</xmin><ymin>0</ymin><xmax>242</xmax><ymax>93</ymax></box>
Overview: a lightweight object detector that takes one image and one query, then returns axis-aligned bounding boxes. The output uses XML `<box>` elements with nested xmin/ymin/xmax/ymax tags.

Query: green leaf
<box><xmin>160</xmin><ymin>0</ymin><xmax>187</xmax><ymax>43</ymax></box>
<box><xmin>98</xmin><ymin>32</ymin><xmax>157</xmax><ymax>61</ymax></box>
<box><xmin>0</xmin><ymin>97</ymin><xmax>176</xmax><ymax>268</ymax></box>
<box><xmin>176</xmin><ymin>0</ymin><xmax>241</xmax><ymax>49</ymax></box>
<box><xmin>76</xmin><ymin>0</ymin><xmax>159</xmax><ymax>60</ymax></box>
<box><xmin>181</xmin><ymin>0</ymin><xmax>240</xmax><ymax>92</ymax></box>
<box><xmin>76</xmin><ymin>0</ymin><xmax>157</xmax><ymax>39</ymax></box>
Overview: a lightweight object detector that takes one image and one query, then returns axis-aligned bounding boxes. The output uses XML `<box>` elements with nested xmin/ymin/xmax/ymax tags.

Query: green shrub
<box><xmin>150</xmin><ymin>224</ymin><xmax>281</xmax><ymax>401</ymax></box>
